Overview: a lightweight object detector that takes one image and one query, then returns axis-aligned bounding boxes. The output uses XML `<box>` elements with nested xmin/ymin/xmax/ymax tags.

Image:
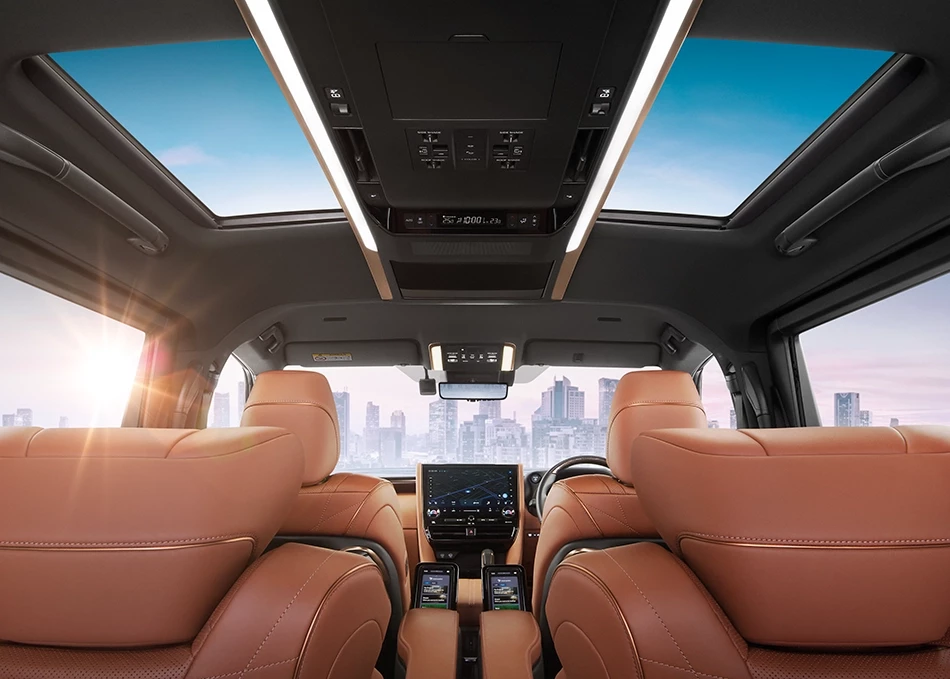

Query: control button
<box><xmin>330</xmin><ymin>102</ymin><xmax>351</xmax><ymax>116</ymax></box>
<box><xmin>431</xmin><ymin>144</ymin><xmax>449</xmax><ymax>158</ymax></box>
<box><xmin>491</xmin><ymin>144</ymin><xmax>509</xmax><ymax>158</ymax></box>
<box><xmin>511</xmin><ymin>145</ymin><xmax>524</xmax><ymax>156</ymax></box>
<box><xmin>590</xmin><ymin>102</ymin><xmax>611</xmax><ymax>115</ymax></box>
<box><xmin>421</xmin><ymin>132</ymin><xmax>440</xmax><ymax>143</ymax></box>
<box><xmin>595</xmin><ymin>86</ymin><xmax>616</xmax><ymax>100</ymax></box>
<box><xmin>418</xmin><ymin>145</ymin><xmax>429</xmax><ymax>156</ymax></box>
<box><xmin>324</xmin><ymin>87</ymin><xmax>345</xmax><ymax>100</ymax></box>
<box><xmin>426</xmin><ymin>213</ymin><xmax>437</xmax><ymax>228</ymax></box>
<box><xmin>402</xmin><ymin>213</ymin><xmax>419</xmax><ymax>228</ymax></box>
<box><xmin>465</xmin><ymin>527</ymin><xmax>476</xmax><ymax>537</ymax></box>
<box><xmin>436</xmin><ymin>551</ymin><xmax>457</xmax><ymax>560</ymax></box>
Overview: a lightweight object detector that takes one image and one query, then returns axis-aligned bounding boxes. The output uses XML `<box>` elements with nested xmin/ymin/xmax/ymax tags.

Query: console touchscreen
<box><xmin>413</xmin><ymin>562</ymin><xmax>458</xmax><ymax>610</ymax></box>
<box><xmin>423</xmin><ymin>464</ymin><xmax>519</xmax><ymax>528</ymax></box>
<box><xmin>482</xmin><ymin>565</ymin><xmax>527</xmax><ymax>611</ymax></box>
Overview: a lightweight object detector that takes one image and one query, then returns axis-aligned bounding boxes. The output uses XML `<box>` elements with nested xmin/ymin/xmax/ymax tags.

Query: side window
<box><xmin>209</xmin><ymin>355</ymin><xmax>249</xmax><ymax>428</ymax></box>
<box><xmin>0</xmin><ymin>272</ymin><xmax>145</xmax><ymax>428</ymax></box>
<box><xmin>800</xmin><ymin>272</ymin><xmax>950</xmax><ymax>426</ymax></box>
<box><xmin>700</xmin><ymin>359</ymin><xmax>737</xmax><ymax>429</ymax></box>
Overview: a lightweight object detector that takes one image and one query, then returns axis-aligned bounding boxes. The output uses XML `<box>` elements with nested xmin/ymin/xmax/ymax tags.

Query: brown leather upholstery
<box><xmin>531</xmin><ymin>370</ymin><xmax>705</xmax><ymax>615</ymax></box>
<box><xmin>0</xmin><ymin>426</ymin><xmax>391</xmax><ymax>679</ymax></box>
<box><xmin>480</xmin><ymin>611</ymin><xmax>542</xmax><ymax>679</ymax></box>
<box><xmin>243</xmin><ymin>370</ymin><xmax>411</xmax><ymax>611</ymax></box>
<box><xmin>606</xmin><ymin>369</ymin><xmax>706</xmax><ymax>485</ymax></box>
<box><xmin>243</xmin><ymin>369</ymin><xmax>339</xmax><ymax>484</ymax></box>
<box><xmin>397</xmin><ymin>609</ymin><xmax>459</xmax><ymax>679</ymax></box>
<box><xmin>547</xmin><ymin>426</ymin><xmax>950</xmax><ymax>679</ymax></box>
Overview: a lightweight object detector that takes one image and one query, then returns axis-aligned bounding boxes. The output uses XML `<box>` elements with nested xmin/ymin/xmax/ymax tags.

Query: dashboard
<box><xmin>423</xmin><ymin>464</ymin><xmax>519</xmax><ymax>539</ymax></box>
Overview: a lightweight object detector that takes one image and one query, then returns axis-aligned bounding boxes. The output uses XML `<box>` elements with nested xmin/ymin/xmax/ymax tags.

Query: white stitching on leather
<box><xmin>237</xmin><ymin>551</ymin><xmax>335</xmax><ymax>677</ymax></box>
<box><xmin>603</xmin><ymin>551</ymin><xmax>697</xmax><ymax>675</ymax></box>
<box><xmin>192</xmin><ymin>657</ymin><xmax>298</xmax><ymax>679</ymax></box>
<box><xmin>641</xmin><ymin>657</ymin><xmax>731</xmax><ymax>679</ymax></box>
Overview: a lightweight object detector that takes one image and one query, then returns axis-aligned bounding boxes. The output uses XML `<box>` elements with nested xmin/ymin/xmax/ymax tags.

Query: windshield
<box><xmin>286</xmin><ymin>366</ymin><xmax>660</xmax><ymax>475</ymax></box>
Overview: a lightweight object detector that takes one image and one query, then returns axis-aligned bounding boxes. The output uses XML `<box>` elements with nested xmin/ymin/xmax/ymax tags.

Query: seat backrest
<box><xmin>547</xmin><ymin>426</ymin><xmax>950</xmax><ymax>679</ymax></box>
<box><xmin>242</xmin><ymin>371</ymin><xmax>410</xmax><ymax>674</ymax></box>
<box><xmin>0</xmin><ymin>426</ymin><xmax>391</xmax><ymax>679</ymax></box>
<box><xmin>532</xmin><ymin>370</ymin><xmax>706</xmax><ymax>616</ymax></box>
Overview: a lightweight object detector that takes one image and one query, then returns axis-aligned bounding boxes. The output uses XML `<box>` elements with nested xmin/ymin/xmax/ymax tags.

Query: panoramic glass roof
<box><xmin>605</xmin><ymin>39</ymin><xmax>892</xmax><ymax>216</ymax></box>
<box><xmin>52</xmin><ymin>40</ymin><xmax>339</xmax><ymax>216</ymax></box>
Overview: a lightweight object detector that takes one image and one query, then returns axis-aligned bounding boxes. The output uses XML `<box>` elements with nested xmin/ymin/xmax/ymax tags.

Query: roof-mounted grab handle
<box><xmin>0</xmin><ymin>123</ymin><xmax>169</xmax><ymax>256</ymax></box>
<box><xmin>774</xmin><ymin>119</ymin><xmax>950</xmax><ymax>256</ymax></box>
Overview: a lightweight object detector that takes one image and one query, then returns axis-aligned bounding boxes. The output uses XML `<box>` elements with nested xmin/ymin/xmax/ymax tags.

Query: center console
<box><xmin>418</xmin><ymin>463</ymin><xmax>525</xmax><ymax>578</ymax></box>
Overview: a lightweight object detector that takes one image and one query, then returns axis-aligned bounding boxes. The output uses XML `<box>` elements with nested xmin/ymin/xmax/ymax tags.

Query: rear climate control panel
<box><xmin>409</xmin><ymin>128</ymin><xmax>536</xmax><ymax>172</ymax></box>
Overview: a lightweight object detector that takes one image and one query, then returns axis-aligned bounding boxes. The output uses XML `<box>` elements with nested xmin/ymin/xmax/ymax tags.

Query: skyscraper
<box><xmin>366</xmin><ymin>402</ymin><xmax>380</xmax><ymax>429</ymax></box>
<box><xmin>378</xmin><ymin>427</ymin><xmax>404</xmax><ymax>468</ymax></box>
<box><xmin>834</xmin><ymin>392</ymin><xmax>860</xmax><ymax>427</ymax></box>
<box><xmin>598</xmin><ymin>378</ymin><xmax>619</xmax><ymax>426</ymax></box>
<box><xmin>365</xmin><ymin>401</ymin><xmax>380</xmax><ymax>455</ymax></box>
<box><xmin>211</xmin><ymin>393</ymin><xmax>229</xmax><ymax>428</ymax></box>
<box><xmin>708</xmin><ymin>420</ymin><xmax>720</xmax><ymax>429</ymax></box>
<box><xmin>58</xmin><ymin>416</ymin><xmax>69</xmax><ymax>428</ymax></box>
<box><xmin>859</xmin><ymin>410</ymin><xmax>872</xmax><ymax>427</ymax></box>
<box><xmin>729</xmin><ymin>409</ymin><xmax>737</xmax><ymax>429</ymax></box>
<box><xmin>428</xmin><ymin>400</ymin><xmax>458</xmax><ymax>461</ymax></box>
<box><xmin>391</xmin><ymin>409</ymin><xmax>406</xmax><ymax>433</ymax></box>
<box><xmin>537</xmin><ymin>377</ymin><xmax>585</xmax><ymax>422</ymax></box>
<box><xmin>478</xmin><ymin>400</ymin><xmax>502</xmax><ymax>421</ymax></box>
<box><xmin>890</xmin><ymin>417</ymin><xmax>900</xmax><ymax>427</ymax></box>
<box><xmin>15</xmin><ymin>408</ymin><xmax>33</xmax><ymax>427</ymax></box>
<box><xmin>333</xmin><ymin>391</ymin><xmax>350</xmax><ymax>459</ymax></box>
<box><xmin>2</xmin><ymin>414</ymin><xmax>14</xmax><ymax>427</ymax></box>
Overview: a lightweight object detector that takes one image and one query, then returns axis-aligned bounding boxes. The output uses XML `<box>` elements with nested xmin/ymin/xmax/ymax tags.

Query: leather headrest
<box><xmin>631</xmin><ymin>426</ymin><xmax>950</xmax><ymax>649</ymax></box>
<box><xmin>242</xmin><ymin>370</ymin><xmax>339</xmax><ymax>485</ymax></box>
<box><xmin>606</xmin><ymin>370</ymin><xmax>706</xmax><ymax>485</ymax></box>
<box><xmin>0</xmin><ymin>426</ymin><xmax>303</xmax><ymax>647</ymax></box>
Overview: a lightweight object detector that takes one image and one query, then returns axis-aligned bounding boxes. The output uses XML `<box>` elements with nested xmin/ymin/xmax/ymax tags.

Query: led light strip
<box><xmin>553</xmin><ymin>0</ymin><xmax>703</xmax><ymax>298</ymax></box>
<box><xmin>237</xmin><ymin>0</ymin><xmax>393</xmax><ymax>297</ymax></box>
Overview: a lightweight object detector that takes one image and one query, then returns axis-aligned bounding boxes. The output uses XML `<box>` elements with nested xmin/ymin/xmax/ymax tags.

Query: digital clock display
<box><xmin>439</xmin><ymin>213</ymin><xmax>505</xmax><ymax>227</ymax></box>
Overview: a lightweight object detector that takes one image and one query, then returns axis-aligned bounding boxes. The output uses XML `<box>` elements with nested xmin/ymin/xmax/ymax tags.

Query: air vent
<box><xmin>564</xmin><ymin>128</ymin><xmax>606</xmax><ymax>183</ymax></box>
<box><xmin>427</xmin><ymin>525</ymin><xmax>516</xmax><ymax>541</ymax></box>
<box><xmin>335</xmin><ymin>128</ymin><xmax>379</xmax><ymax>183</ymax></box>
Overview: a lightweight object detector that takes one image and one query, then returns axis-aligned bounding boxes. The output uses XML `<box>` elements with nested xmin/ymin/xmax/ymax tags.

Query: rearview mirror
<box><xmin>438</xmin><ymin>382</ymin><xmax>508</xmax><ymax>400</ymax></box>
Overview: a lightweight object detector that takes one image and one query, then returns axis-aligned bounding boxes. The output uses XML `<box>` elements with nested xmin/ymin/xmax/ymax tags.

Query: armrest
<box><xmin>397</xmin><ymin>608</ymin><xmax>459</xmax><ymax>679</ymax></box>
<box><xmin>479</xmin><ymin>610</ymin><xmax>542</xmax><ymax>679</ymax></box>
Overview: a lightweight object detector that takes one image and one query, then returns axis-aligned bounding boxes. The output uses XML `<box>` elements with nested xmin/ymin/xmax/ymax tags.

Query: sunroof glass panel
<box><xmin>52</xmin><ymin>40</ymin><xmax>339</xmax><ymax>216</ymax></box>
<box><xmin>604</xmin><ymin>39</ymin><xmax>892</xmax><ymax>216</ymax></box>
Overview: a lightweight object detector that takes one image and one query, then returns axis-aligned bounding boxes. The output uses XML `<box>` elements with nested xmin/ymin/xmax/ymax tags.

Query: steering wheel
<box><xmin>536</xmin><ymin>455</ymin><xmax>612</xmax><ymax>517</ymax></box>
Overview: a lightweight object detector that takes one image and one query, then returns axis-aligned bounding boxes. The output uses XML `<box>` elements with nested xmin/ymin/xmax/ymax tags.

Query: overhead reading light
<box><xmin>428</xmin><ymin>343</ymin><xmax>516</xmax><ymax>372</ymax></box>
<box><xmin>237</xmin><ymin>0</ymin><xmax>382</xmax><ymax>254</ymax></box>
<box><xmin>553</xmin><ymin>0</ymin><xmax>702</xmax><ymax>297</ymax></box>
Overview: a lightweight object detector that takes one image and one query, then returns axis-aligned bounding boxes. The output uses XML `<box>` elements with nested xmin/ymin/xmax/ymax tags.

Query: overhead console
<box><xmin>276</xmin><ymin>0</ymin><xmax>661</xmax><ymax>236</ymax></box>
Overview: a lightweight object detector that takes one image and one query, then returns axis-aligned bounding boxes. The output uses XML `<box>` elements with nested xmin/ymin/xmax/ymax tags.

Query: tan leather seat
<box><xmin>0</xmin><ymin>426</ymin><xmax>390</xmax><ymax>679</ymax></box>
<box><xmin>531</xmin><ymin>370</ymin><xmax>706</xmax><ymax>616</ymax></box>
<box><xmin>547</xmin><ymin>426</ymin><xmax>950</xmax><ymax>679</ymax></box>
<box><xmin>242</xmin><ymin>370</ymin><xmax>410</xmax><ymax>612</ymax></box>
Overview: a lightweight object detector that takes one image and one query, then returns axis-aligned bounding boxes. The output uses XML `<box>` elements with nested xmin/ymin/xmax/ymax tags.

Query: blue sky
<box><xmin>53</xmin><ymin>41</ymin><xmax>339</xmax><ymax>215</ymax></box>
<box><xmin>606</xmin><ymin>39</ymin><xmax>890</xmax><ymax>214</ymax></box>
<box><xmin>53</xmin><ymin>38</ymin><xmax>889</xmax><ymax>218</ymax></box>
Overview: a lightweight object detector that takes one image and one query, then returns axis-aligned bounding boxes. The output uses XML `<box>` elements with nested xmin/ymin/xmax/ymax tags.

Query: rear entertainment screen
<box><xmin>489</xmin><ymin>573</ymin><xmax>523</xmax><ymax>610</ymax></box>
<box><xmin>423</xmin><ymin>464</ymin><xmax>518</xmax><ymax>526</ymax></box>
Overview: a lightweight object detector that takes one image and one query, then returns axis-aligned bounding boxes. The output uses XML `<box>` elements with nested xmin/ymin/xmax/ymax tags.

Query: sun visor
<box><xmin>284</xmin><ymin>340</ymin><xmax>422</xmax><ymax>367</ymax></box>
<box><xmin>522</xmin><ymin>340</ymin><xmax>661</xmax><ymax>368</ymax></box>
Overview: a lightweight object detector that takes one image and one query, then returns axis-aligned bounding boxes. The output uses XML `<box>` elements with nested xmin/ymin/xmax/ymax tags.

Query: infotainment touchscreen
<box><xmin>423</xmin><ymin>464</ymin><xmax>519</xmax><ymax>528</ymax></box>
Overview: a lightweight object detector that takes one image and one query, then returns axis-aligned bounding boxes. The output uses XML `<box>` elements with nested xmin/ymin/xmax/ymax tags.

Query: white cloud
<box><xmin>157</xmin><ymin>145</ymin><xmax>216</xmax><ymax>167</ymax></box>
